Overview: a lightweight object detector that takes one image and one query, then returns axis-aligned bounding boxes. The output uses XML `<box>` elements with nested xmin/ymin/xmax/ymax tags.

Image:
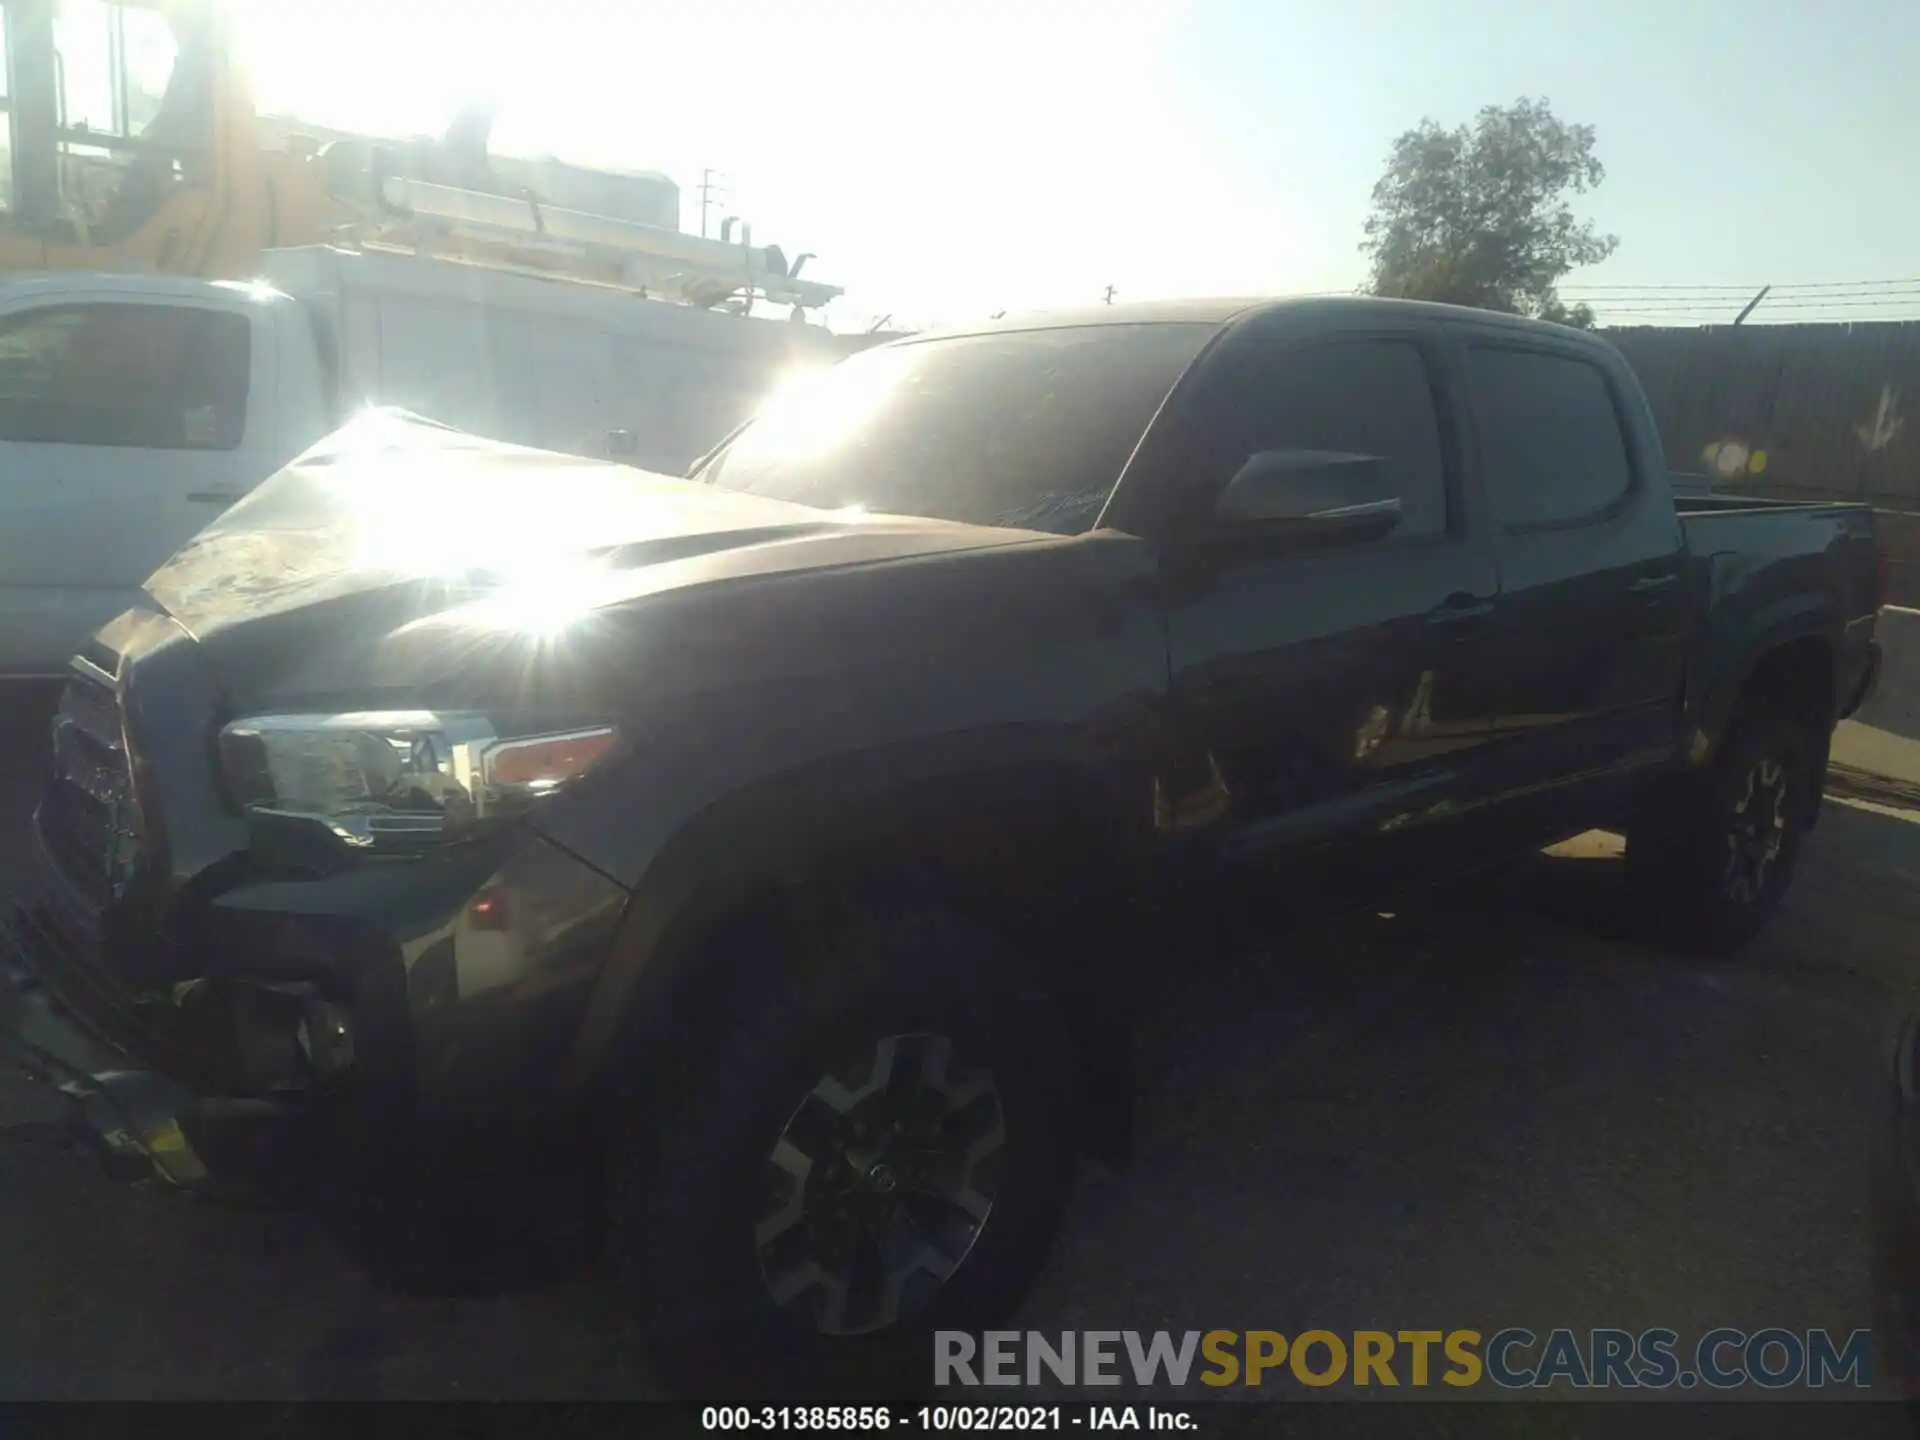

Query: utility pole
<box><xmin>698</xmin><ymin>168</ymin><xmax>727</xmax><ymax>239</ymax></box>
<box><xmin>1103</xmin><ymin>285</ymin><xmax>1118</xmax><ymax>306</ymax></box>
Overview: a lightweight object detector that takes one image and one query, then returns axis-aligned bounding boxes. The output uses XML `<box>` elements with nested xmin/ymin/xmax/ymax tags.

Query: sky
<box><xmin>224</xmin><ymin>0</ymin><xmax>1920</xmax><ymax>331</ymax></box>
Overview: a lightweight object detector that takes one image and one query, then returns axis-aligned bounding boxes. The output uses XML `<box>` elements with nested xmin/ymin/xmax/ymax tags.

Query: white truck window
<box><xmin>0</xmin><ymin>302</ymin><xmax>249</xmax><ymax>450</ymax></box>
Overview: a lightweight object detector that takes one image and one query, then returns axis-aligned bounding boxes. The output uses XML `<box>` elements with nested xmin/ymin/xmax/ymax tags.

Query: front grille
<box><xmin>40</xmin><ymin>661</ymin><xmax>144</xmax><ymax>912</ymax></box>
<box><xmin>4</xmin><ymin>645</ymin><xmax>240</xmax><ymax>1090</ymax></box>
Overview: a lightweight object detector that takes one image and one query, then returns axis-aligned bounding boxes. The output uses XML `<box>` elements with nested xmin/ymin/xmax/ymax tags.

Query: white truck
<box><xmin>0</xmin><ymin>245</ymin><xmax>847</xmax><ymax>676</ymax></box>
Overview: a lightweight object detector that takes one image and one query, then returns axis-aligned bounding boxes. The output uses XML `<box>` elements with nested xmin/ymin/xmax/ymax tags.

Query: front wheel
<box><xmin>1626</xmin><ymin>699</ymin><xmax>1818</xmax><ymax>955</ymax></box>
<box><xmin>605</xmin><ymin>910</ymin><xmax>1079</xmax><ymax>1397</ymax></box>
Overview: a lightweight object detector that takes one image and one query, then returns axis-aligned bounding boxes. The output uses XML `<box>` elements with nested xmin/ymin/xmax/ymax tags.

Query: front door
<box><xmin>1160</xmin><ymin>325</ymin><xmax>1500</xmax><ymax>873</ymax></box>
<box><xmin>0</xmin><ymin>294</ymin><xmax>271</xmax><ymax>673</ymax></box>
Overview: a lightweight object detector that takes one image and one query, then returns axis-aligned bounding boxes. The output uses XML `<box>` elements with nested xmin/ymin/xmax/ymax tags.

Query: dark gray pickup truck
<box><xmin>0</xmin><ymin>297</ymin><xmax>1885</xmax><ymax>1384</ymax></box>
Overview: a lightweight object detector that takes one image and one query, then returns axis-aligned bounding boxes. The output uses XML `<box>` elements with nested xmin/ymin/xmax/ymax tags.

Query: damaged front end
<box><xmin>0</xmin><ymin>654</ymin><xmax>355</xmax><ymax>1190</ymax></box>
<box><xmin>0</xmin><ymin>938</ymin><xmax>209</xmax><ymax>1188</ymax></box>
<box><xmin>1</xmin><ymin>610</ymin><xmax>630</xmax><ymax>1198</ymax></box>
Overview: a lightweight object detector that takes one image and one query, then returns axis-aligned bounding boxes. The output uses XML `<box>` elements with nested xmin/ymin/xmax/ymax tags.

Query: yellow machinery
<box><xmin>0</xmin><ymin>0</ymin><xmax>349</xmax><ymax>277</ymax></box>
<box><xmin>0</xmin><ymin>1</ymin><xmax>842</xmax><ymax>313</ymax></box>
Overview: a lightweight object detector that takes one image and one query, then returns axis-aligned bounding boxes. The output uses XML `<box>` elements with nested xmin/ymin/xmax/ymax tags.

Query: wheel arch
<box><xmin>1688</xmin><ymin>598</ymin><xmax>1840</xmax><ymax>770</ymax></box>
<box><xmin>1682</xmin><ymin>625</ymin><xmax>1836</xmax><ymax>837</ymax></box>
<box><xmin>561</xmin><ymin>728</ymin><xmax>1154</xmax><ymax>1099</ymax></box>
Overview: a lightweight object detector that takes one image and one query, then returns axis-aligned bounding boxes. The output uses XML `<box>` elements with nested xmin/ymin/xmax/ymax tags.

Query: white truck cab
<box><xmin>0</xmin><ymin>247</ymin><xmax>844</xmax><ymax>676</ymax></box>
<box><xmin>0</xmin><ymin>271</ymin><xmax>322</xmax><ymax>676</ymax></box>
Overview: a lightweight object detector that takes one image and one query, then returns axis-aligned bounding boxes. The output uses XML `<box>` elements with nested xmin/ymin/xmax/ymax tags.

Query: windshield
<box><xmin>700</xmin><ymin>323</ymin><xmax>1213</xmax><ymax>534</ymax></box>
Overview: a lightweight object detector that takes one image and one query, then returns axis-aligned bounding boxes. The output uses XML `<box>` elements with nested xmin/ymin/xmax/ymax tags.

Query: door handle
<box><xmin>1425</xmin><ymin>592</ymin><xmax>1495</xmax><ymax>629</ymax></box>
<box><xmin>1629</xmin><ymin>573</ymin><xmax>1679</xmax><ymax>596</ymax></box>
<box><xmin>186</xmin><ymin>489</ymin><xmax>241</xmax><ymax>505</ymax></box>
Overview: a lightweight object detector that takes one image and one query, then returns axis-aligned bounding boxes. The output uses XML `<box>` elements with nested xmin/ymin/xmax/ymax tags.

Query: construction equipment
<box><xmin>320</xmin><ymin>98</ymin><xmax>842</xmax><ymax>313</ymax></box>
<box><xmin>0</xmin><ymin>0</ymin><xmax>347</xmax><ymax>276</ymax></box>
<box><xmin>0</xmin><ymin>1</ymin><xmax>842</xmax><ymax>316</ymax></box>
<box><xmin>365</xmin><ymin>175</ymin><xmax>841</xmax><ymax>313</ymax></box>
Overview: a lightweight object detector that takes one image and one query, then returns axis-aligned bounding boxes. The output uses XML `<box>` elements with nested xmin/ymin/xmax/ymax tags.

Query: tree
<box><xmin>1361</xmin><ymin>97</ymin><xmax>1618</xmax><ymax>328</ymax></box>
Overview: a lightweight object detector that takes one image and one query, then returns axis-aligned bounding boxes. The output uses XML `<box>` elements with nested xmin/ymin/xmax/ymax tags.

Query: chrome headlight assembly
<box><xmin>217</xmin><ymin>710</ymin><xmax>618</xmax><ymax>850</ymax></box>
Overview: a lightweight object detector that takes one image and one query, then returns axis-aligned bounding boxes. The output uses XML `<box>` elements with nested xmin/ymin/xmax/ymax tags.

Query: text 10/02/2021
<box><xmin>702</xmin><ymin>1405</ymin><xmax>1193</xmax><ymax>1430</ymax></box>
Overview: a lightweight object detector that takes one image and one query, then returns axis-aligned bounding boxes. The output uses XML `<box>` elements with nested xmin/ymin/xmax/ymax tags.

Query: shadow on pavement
<box><xmin>2</xmin><ymin>662</ymin><xmax>1917</xmax><ymax>1404</ymax></box>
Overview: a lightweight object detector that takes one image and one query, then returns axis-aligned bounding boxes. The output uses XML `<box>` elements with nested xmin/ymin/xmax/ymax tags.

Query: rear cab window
<box><xmin>1463</xmin><ymin>343</ymin><xmax>1634</xmax><ymax>531</ymax></box>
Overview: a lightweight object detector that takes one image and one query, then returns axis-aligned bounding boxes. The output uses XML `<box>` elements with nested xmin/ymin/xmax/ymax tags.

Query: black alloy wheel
<box><xmin>755</xmin><ymin>1031</ymin><xmax>1005</xmax><ymax>1336</ymax></box>
<box><xmin>606</xmin><ymin>909</ymin><xmax>1078</xmax><ymax>1398</ymax></box>
<box><xmin>1722</xmin><ymin>750</ymin><xmax>1791</xmax><ymax>907</ymax></box>
<box><xmin>1627</xmin><ymin>698</ymin><xmax>1817</xmax><ymax>954</ymax></box>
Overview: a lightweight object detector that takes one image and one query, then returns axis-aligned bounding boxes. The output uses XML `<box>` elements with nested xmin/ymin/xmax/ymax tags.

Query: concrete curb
<box><xmin>1857</xmin><ymin>606</ymin><xmax>1920</xmax><ymax>741</ymax></box>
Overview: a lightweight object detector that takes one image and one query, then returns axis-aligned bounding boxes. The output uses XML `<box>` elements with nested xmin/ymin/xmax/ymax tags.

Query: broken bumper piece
<box><xmin>0</xmin><ymin>942</ymin><xmax>211</xmax><ymax>1187</ymax></box>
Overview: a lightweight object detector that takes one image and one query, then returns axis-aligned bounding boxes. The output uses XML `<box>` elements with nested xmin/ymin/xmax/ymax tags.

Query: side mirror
<box><xmin>1214</xmin><ymin>450</ymin><xmax>1402</xmax><ymax>546</ymax></box>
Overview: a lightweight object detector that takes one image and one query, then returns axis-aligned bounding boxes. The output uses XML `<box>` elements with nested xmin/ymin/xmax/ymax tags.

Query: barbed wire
<box><xmin>1599</xmin><ymin>296</ymin><xmax>1920</xmax><ymax>311</ymax></box>
<box><xmin>845</xmin><ymin>285</ymin><xmax>1920</xmax><ymax>332</ymax></box>
<box><xmin>1566</xmin><ymin>278</ymin><xmax>1920</xmax><ymax>294</ymax></box>
<box><xmin>1576</xmin><ymin>278</ymin><xmax>1920</xmax><ymax>325</ymax></box>
<box><xmin>1606</xmin><ymin>317</ymin><xmax>1920</xmax><ymax>326</ymax></box>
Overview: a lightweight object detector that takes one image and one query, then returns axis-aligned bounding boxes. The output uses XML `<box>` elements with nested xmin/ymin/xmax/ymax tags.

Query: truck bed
<box><xmin>1669</xmin><ymin>471</ymin><xmax>1872</xmax><ymax>519</ymax></box>
<box><xmin>1674</xmin><ymin>485</ymin><xmax>1882</xmax><ymax>735</ymax></box>
<box><xmin>1676</xmin><ymin>488</ymin><xmax>1876</xmax><ymax>597</ymax></box>
<box><xmin>1674</xmin><ymin>492</ymin><xmax>1865</xmax><ymax>516</ymax></box>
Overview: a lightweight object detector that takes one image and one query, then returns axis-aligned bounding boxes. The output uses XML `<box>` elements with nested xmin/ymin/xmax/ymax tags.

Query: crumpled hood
<box><xmin>147</xmin><ymin>410</ymin><xmax>1007</xmax><ymax>636</ymax></box>
<box><xmin>136</xmin><ymin>411</ymin><xmax>1068</xmax><ymax>713</ymax></box>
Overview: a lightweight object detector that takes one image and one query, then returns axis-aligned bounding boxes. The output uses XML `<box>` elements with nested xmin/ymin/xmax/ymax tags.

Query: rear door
<box><xmin>0</xmin><ymin>293</ymin><xmax>269</xmax><ymax>673</ymax></box>
<box><xmin>1159</xmin><ymin>320</ymin><xmax>1502</xmax><ymax>865</ymax></box>
<box><xmin>1451</xmin><ymin>329</ymin><xmax>1688</xmax><ymax>819</ymax></box>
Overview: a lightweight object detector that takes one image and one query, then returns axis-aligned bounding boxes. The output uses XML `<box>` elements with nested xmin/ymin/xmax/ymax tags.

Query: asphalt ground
<box><xmin>0</xmin><ymin>688</ymin><xmax>1916</xmax><ymax>1430</ymax></box>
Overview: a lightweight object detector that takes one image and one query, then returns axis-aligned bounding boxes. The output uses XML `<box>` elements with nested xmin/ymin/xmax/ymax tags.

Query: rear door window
<box><xmin>1465</xmin><ymin>345</ymin><xmax>1633</xmax><ymax>530</ymax></box>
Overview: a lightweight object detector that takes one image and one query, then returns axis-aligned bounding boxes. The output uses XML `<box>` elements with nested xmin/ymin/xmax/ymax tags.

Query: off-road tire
<box><xmin>604</xmin><ymin>907</ymin><xmax>1080</xmax><ymax>1398</ymax></box>
<box><xmin>1626</xmin><ymin>699</ymin><xmax>1819</xmax><ymax>955</ymax></box>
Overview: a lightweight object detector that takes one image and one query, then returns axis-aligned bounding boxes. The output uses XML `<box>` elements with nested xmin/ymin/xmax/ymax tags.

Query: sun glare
<box><xmin>225</xmin><ymin>0</ymin><xmax>1266</xmax><ymax>325</ymax></box>
<box><xmin>476</xmin><ymin>558</ymin><xmax>617</xmax><ymax>638</ymax></box>
<box><xmin>745</xmin><ymin>360</ymin><xmax>901</xmax><ymax>463</ymax></box>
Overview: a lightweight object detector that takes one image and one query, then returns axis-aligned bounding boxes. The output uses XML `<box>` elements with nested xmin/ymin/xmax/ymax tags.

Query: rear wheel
<box><xmin>1627</xmin><ymin>699</ymin><xmax>1819</xmax><ymax>954</ymax></box>
<box><xmin>605</xmin><ymin>908</ymin><xmax>1079</xmax><ymax>1397</ymax></box>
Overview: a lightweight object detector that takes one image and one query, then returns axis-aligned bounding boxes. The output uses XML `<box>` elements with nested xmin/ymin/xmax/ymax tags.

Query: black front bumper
<box><xmin>1</xmin><ymin>826</ymin><xmax>237</xmax><ymax>1095</ymax></box>
<box><xmin>0</xmin><ymin>937</ymin><xmax>215</xmax><ymax>1188</ymax></box>
<box><xmin>0</xmin><ymin>816</ymin><xmax>322</xmax><ymax>1192</ymax></box>
<box><xmin>6</xmin><ymin>799</ymin><xmax>630</xmax><ymax>1135</ymax></box>
<box><xmin>7</xmin><ymin>615</ymin><xmax>635</xmax><ymax>1172</ymax></box>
